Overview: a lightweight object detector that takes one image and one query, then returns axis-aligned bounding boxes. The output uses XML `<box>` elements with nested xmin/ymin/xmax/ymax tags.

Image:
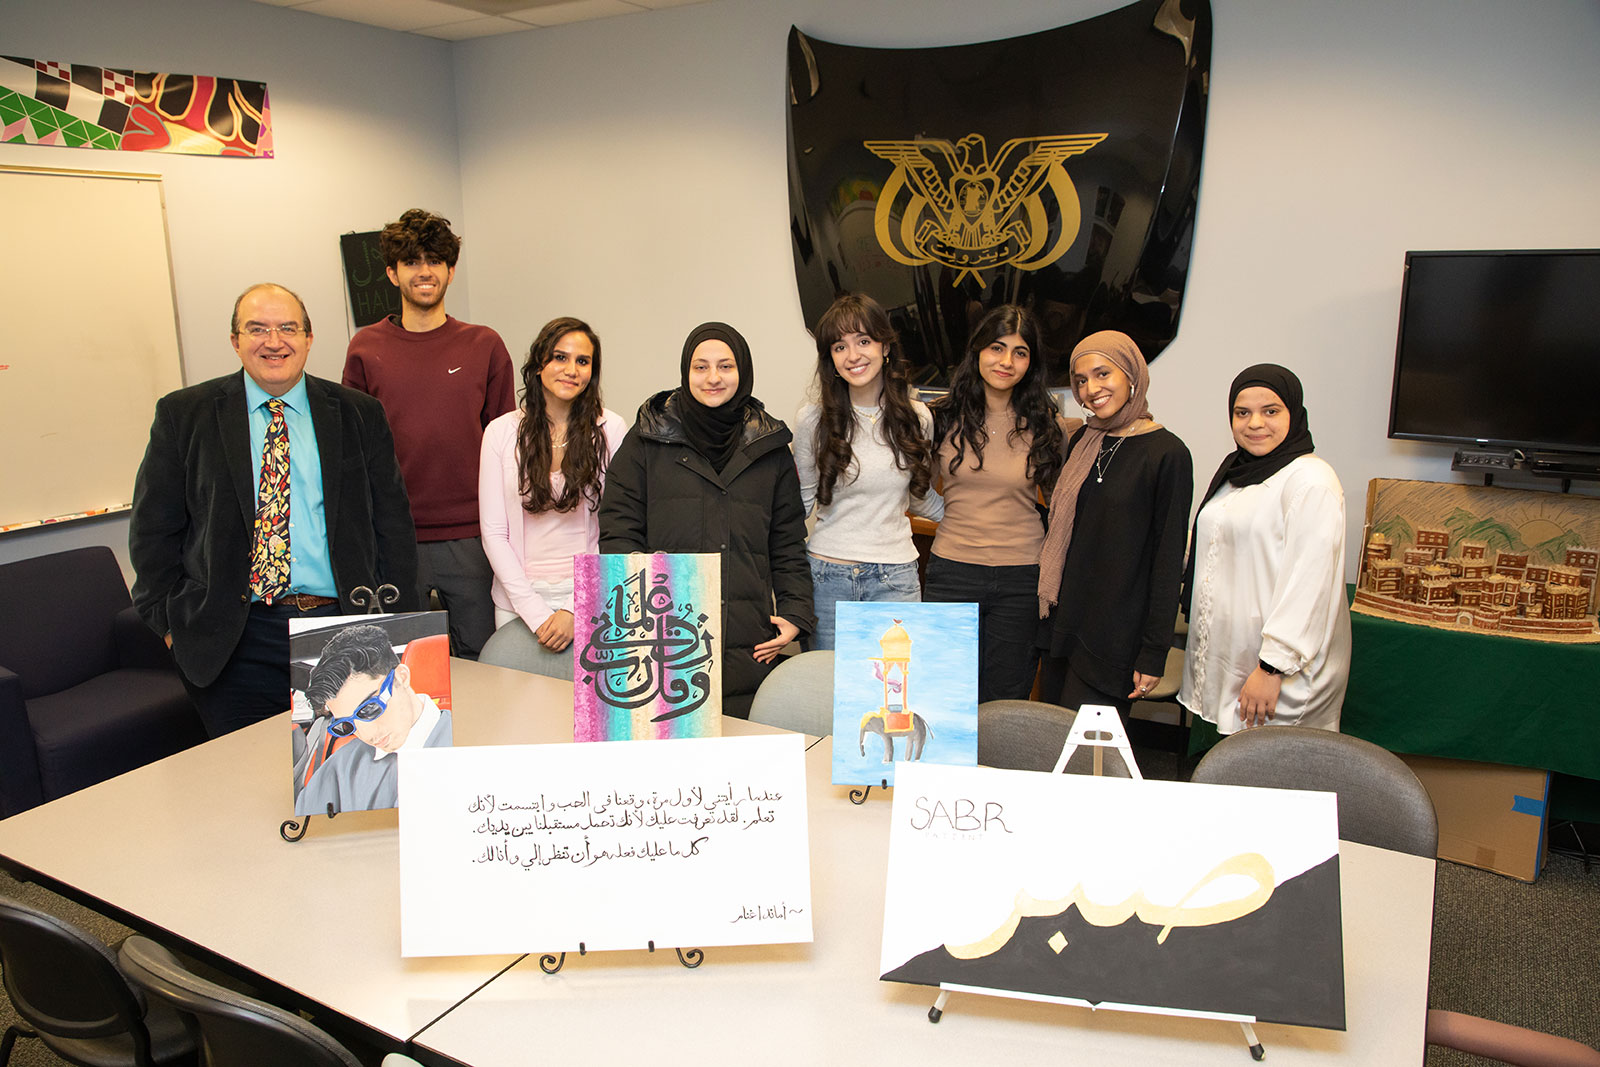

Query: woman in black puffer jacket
<box><xmin>598</xmin><ymin>322</ymin><xmax>814</xmax><ymax>718</ymax></box>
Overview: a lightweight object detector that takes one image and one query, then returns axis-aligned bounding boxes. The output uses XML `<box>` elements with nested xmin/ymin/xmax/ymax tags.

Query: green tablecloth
<box><xmin>1193</xmin><ymin>587</ymin><xmax>1600</xmax><ymax>821</ymax></box>
<box><xmin>1340</xmin><ymin>591</ymin><xmax>1600</xmax><ymax>782</ymax></box>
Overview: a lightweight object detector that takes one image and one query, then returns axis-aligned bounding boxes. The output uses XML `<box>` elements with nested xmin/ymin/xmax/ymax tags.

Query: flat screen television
<box><xmin>1388</xmin><ymin>249</ymin><xmax>1600</xmax><ymax>454</ymax></box>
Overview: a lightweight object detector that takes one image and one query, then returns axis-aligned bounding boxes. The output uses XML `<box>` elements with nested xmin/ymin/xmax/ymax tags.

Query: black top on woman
<box><xmin>598</xmin><ymin>322</ymin><xmax>814</xmax><ymax>718</ymax></box>
<box><xmin>1037</xmin><ymin>330</ymin><xmax>1193</xmax><ymax>714</ymax></box>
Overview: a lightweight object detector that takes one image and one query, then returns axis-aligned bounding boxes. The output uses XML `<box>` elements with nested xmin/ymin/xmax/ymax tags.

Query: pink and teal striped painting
<box><xmin>573</xmin><ymin>552</ymin><xmax>722</xmax><ymax>741</ymax></box>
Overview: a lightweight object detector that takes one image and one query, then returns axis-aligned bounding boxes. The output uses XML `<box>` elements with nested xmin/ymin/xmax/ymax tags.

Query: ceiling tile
<box><xmin>415</xmin><ymin>15</ymin><xmax>538</xmax><ymax>38</ymax></box>
<box><xmin>292</xmin><ymin>0</ymin><xmax>480</xmax><ymax>32</ymax></box>
<box><xmin>246</xmin><ymin>0</ymin><xmax>705</xmax><ymax>34</ymax></box>
<box><xmin>505</xmin><ymin>0</ymin><xmax>645</xmax><ymax>28</ymax></box>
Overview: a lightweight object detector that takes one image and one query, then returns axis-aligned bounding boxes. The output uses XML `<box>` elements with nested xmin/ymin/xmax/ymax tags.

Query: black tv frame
<box><xmin>1387</xmin><ymin>248</ymin><xmax>1600</xmax><ymax>481</ymax></box>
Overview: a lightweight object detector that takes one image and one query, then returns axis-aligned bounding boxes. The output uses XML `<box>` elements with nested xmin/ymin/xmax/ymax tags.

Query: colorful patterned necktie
<box><xmin>249</xmin><ymin>398</ymin><xmax>291</xmax><ymax>603</ymax></box>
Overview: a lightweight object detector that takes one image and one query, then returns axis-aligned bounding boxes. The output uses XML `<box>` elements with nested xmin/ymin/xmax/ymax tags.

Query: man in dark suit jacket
<box><xmin>130</xmin><ymin>283</ymin><xmax>419</xmax><ymax>737</ymax></box>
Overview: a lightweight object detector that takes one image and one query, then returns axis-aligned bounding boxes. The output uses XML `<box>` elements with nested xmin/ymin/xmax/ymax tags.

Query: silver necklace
<box><xmin>1094</xmin><ymin>435</ymin><xmax>1126</xmax><ymax>483</ymax></box>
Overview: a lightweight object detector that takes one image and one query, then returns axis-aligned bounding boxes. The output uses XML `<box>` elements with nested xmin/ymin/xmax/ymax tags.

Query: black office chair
<box><xmin>1191</xmin><ymin>726</ymin><xmax>1439</xmax><ymax>857</ymax></box>
<box><xmin>0</xmin><ymin>896</ymin><xmax>195</xmax><ymax>1067</ymax></box>
<box><xmin>116</xmin><ymin>936</ymin><xmax>422</xmax><ymax>1067</ymax></box>
<box><xmin>0</xmin><ymin>546</ymin><xmax>207</xmax><ymax>817</ymax></box>
<box><xmin>976</xmin><ymin>700</ymin><xmax>1134</xmax><ymax>777</ymax></box>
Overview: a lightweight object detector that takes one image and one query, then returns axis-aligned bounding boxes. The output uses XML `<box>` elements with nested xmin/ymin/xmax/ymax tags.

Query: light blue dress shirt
<box><xmin>243</xmin><ymin>374</ymin><xmax>337</xmax><ymax>598</ymax></box>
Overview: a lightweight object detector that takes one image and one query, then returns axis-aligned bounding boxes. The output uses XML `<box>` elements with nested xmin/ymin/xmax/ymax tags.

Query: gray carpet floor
<box><xmin>3</xmin><ymin>828</ymin><xmax>1597</xmax><ymax>1065</ymax></box>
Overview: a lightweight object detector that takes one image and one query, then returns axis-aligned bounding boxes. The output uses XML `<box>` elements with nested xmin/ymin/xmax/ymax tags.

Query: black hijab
<box><xmin>1181</xmin><ymin>364</ymin><xmax>1317</xmax><ymax>615</ymax></box>
<box><xmin>676</xmin><ymin>321</ymin><xmax>755</xmax><ymax>474</ymax></box>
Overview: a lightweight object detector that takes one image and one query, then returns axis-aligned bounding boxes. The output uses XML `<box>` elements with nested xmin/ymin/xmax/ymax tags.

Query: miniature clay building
<box><xmin>1356</xmin><ymin>528</ymin><xmax>1600</xmax><ymax>640</ymax></box>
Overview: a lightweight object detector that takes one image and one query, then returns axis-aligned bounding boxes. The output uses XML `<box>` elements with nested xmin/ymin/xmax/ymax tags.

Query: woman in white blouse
<box><xmin>1178</xmin><ymin>364</ymin><xmax>1351</xmax><ymax>733</ymax></box>
<box><xmin>479</xmin><ymin>317</ymin><xmax>626</xmax><ymax>653</ymax></box>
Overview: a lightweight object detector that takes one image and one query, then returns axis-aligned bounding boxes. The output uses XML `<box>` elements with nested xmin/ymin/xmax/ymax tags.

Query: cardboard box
<box><xmin>1399</xmin><ymin>754</ymin><xmax>1549</xmax><ymax>882</ymax></box>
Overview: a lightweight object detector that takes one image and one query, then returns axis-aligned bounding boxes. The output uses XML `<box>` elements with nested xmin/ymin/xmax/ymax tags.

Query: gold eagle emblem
<box><xmin>864</xmin><ymin>133</ymin><xmax>1107</xmax><ymax>287</ymax></box>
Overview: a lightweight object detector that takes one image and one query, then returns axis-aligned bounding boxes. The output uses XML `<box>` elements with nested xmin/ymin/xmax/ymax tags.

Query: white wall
<box><xmin>0</xmin><ymin>0</ymin><xmax>464</xmax><ymax>575</ymax></box>
<box><xmin>5</xmin><ymin>0</ymin><xmax>1599</xmax><ymax>580</ymax></box>
<box><xmin>454</xmin><ymin>0</ymin><xmax>1600</xmax><ymax>575</ymax></box>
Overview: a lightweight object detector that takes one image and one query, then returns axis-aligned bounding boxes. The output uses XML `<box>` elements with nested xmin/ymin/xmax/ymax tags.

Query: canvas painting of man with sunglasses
<box><xmin>295</xmin><ymin>622</ymin><xmax>452</xmax><ymax>815</ymax></box>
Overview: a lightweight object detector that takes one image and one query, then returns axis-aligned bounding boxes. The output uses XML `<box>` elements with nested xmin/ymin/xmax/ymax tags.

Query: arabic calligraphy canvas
<box><xmin>832</xmin><ymin>602</ymin><xmax>978</xmax><ymax>787</ymax></box>
<box><xmin>289</xmin><ymin>612</ymin><xmax>453</xmax><ymax>817</ymax></box>
<box><xmin>398</xmin><ymin>735</ymin><xmax>812</xmax><ymax>956</ymax></box>
<box><xmin>880</xmin><ymin>763</ymin><xmax>1345</xmax><ymax>1030</ymax></box>
<box><xmin>573</xmin><ymin>552</ymin><xmax>722</xmax><ymax>741</ymax></box>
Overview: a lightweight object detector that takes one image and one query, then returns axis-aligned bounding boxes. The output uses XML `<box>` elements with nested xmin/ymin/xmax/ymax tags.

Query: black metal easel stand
<box><xmin>280</xmin><ymin>804</ymin><xmax>336</xmax><ymax>842</ymax></box>
<box><xmin>539</xmin><ymin>941</ymin><xmax>706</xmax><ymax>974</ymax></box>
<box><xmin>849</xmin><ymin>778</ymin><xmax>889</xmax><ymax>805</ymax></box>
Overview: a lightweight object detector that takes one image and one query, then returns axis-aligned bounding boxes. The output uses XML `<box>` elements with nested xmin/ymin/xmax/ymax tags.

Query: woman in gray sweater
<box><xmin>794</xmin><ymin>293</ymin><xmax>942</xmax><ymax>650</ymax></box>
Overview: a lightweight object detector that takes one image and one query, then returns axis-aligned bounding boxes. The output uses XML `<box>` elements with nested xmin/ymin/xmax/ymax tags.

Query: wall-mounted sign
<box><xmin>786</xmin><ymin>0</ymin><xmax>1212</xmax><ymax>384</ymax></box>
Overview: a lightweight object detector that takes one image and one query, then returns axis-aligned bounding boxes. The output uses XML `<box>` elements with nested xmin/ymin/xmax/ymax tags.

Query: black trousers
<box><xmin>417</xmin><ymin>537</ymin><xmax>495</xmax><ymax>660</ymax></box>
<box><xmin>182</xmin><ymin>600</ymin><xmax>339</xmax><ymax>738</ymax></box>
<box><xmin>923</xmin><ymin>555</ymin><xmax>1040</xmax><ymax>703</ymax></box>
<box><xmin>1037</xmin><ymin>648</ymin><xmax>1133</xmax><ymax>716</ymax></box>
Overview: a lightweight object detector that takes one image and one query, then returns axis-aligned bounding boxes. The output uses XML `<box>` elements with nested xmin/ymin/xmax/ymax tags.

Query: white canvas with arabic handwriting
<box><xmin>880</xmin><ymin>762</ymin><xmax>1347</xmax><ymax>1030</ymax></box>
<box><xmin>398</xmin><ymin>734</ymin><xmax>812</xmax><ymax>957</ymax></box>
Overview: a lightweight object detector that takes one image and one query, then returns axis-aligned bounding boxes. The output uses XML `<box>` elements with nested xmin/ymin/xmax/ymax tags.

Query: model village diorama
<box><xmin>1353</xmin><ymin>478</ymin><xmax>1600</xmax><ymax>644</ymax></box>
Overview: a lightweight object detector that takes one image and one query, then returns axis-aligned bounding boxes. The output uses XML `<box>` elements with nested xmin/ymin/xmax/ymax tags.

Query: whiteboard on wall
<box><xmin>0</xmin><ymin>166</ymin><xmax>184</xmax><ymax>532</ymax></box>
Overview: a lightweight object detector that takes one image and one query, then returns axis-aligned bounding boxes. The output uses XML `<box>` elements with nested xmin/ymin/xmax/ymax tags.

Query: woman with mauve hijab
<box><xmin>1036</xmin><ymin>330</ymin><xmax>1193</xmax><ymax>718</ymax></box>
<box><xmin>598</xmin><ymin>322</ymin><xmax>814</xmax><ymax>718</ymax></box>
<box><xmin>1178</xmin><ymin>364</ymin><xmax>1351</xmax><ymax>734</ymax></box>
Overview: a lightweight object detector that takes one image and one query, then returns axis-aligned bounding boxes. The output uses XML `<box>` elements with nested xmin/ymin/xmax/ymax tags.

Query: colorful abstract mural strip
<box><xmin>0</xmin><ymin>56</ymin><xmax>272</xmax><ymax>157</ymax></box>
<box><xmin>573</xmin><ymin>552</ymin><xmax>723</xmax><ymax>742</ymax></box>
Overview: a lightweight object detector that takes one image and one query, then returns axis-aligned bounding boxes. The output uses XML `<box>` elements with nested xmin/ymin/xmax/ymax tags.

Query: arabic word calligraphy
<box><xmin>467</xmin><ymin>780</ymin><xmax>785</xmax><ymax>871</ymax></box>
<box><xmin>865</xmin><ymin>132</ymin><xmax>1106</xmax><ymax>287</ymax></box>
<box><xmin>947</xmin><ymin>852</ymin><xmax>1278</xmax><ymax>960</ymax></box>
<box><xmin>578</xmin><ymin>568</ymin><xmax>715</xmax><ymax>721</ymax></box>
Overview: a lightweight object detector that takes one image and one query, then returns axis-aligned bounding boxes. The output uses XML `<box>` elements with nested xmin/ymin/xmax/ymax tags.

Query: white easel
<box><xmin>1051</xmin><ymin>703</ymin><xmax>1143</xmax><ymax>780</ymax></box>
<box><xmin>926</xmin><ymin>705</ymin><xmax>1268</xmax><ymax>1061</ymax></box>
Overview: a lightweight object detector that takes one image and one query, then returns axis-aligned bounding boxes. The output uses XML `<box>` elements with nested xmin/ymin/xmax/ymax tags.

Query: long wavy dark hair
<box><xmin>932</xmin><ymin>304</ymin><xmax>1063</xmax><ymax>491</ymax></box>
<box><xmin>810</xmin><ymin>293</ymin><xmax>934</xmax><ymax>507</ymax></box>
<box><xmin>516</xmin><ymin>317</ymin><xmax>608</xmax><ymax>514</ymax></box>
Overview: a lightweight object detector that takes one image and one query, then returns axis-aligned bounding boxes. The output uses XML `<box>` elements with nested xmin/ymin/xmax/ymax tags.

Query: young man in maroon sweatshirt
<box><xmin>343</xmin><ymin>209</ymin><xmax>515</xmax><ymax>659</ymax></box>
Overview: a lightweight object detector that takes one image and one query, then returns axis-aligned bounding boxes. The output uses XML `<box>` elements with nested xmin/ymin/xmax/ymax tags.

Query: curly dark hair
<box><xmin>305</xmin><ymin>624</ymin><xmax>399</xmax><ymax>714</ymax></box>
<box><xmin>809</xmin><ymin>293</ymin><xmax>934</xmax><ymax>507</ymax></box>
<box><xmin>932</xmin><ymin>304</ymin><xmax>1063</xmax><ymax>491</ymax></box>
<box><xmin>378</xmin><ymin>208</ymin><xmax>461</xmax><ymax>269</ymax></box>
<box><xmin>516</xmin><ymin>317</ymin><xmax>608</xmax><ymax>514</ymax></box>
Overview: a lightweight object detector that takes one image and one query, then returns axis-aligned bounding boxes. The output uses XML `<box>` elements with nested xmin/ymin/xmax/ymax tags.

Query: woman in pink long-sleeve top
<box><xmin>479</xmin><ymin>317</ymin><xmax>625</xmax><ymax>653</ymax></box>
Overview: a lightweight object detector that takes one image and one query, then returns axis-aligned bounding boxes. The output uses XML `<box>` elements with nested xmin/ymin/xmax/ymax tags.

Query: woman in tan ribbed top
<box><xmin>926</xmin><ymin>305</ymin><xmax>1066</xmax><ymax>701</ymax></box>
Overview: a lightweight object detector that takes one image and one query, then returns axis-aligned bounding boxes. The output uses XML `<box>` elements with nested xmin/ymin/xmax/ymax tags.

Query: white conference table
<box><xmin>0</xmin><ymin>661</ymin><xmax>1435</xmax><ymax>1064</ymax></box>
<box><xmin>0</xmin><ymin>659</ymin><xmax>797</xmax><ymax>1053</ymax></box>
<box><xmin>412</xmin><ymin>734</ymin><xmax>1437</xmax><ymax>1067</ymax></box>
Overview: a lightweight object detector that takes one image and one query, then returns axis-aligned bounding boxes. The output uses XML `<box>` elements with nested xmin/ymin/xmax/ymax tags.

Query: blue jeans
<box><xmin>808</xmin><ymin>557</ymin><xmax>922</xmax><ymax>651</ymax></box>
